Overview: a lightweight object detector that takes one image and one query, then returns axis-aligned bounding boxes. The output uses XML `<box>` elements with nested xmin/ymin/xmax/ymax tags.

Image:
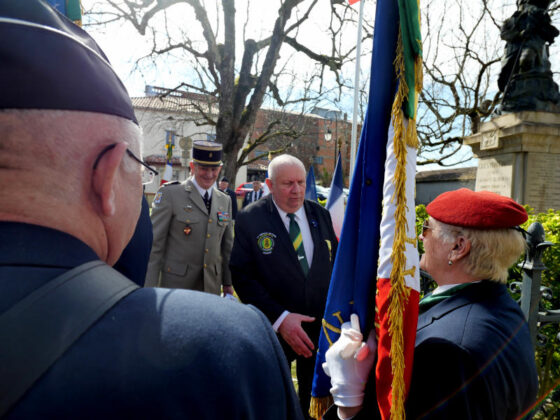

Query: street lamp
<box><xmin>324</xmin><ymin>128</ymin><xmax>333</xmax><ymax>142</ymax></box>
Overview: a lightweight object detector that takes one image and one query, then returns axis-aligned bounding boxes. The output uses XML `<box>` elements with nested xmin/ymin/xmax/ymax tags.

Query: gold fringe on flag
<box><xmin>309</xmin><ymin>395</ymin><xmax>333</xmax><ymax>420</ymax></box>
<box><xmin>386</xmin><ymin>24</ymin><xmax>420</xmax><ymax>420</ymax></box>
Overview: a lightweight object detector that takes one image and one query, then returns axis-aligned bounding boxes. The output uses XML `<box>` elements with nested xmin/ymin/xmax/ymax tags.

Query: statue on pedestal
<box><xmin>497</xmin><ymin>0</ymin><xmax>560</xmax><ymax>113</ymax></box>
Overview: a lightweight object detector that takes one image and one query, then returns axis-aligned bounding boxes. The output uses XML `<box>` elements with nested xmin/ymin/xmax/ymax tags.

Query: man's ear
<box><xmin>92</xmin><ymin>143</ymin><xmax>127</xmax><ymax>217</ymax></box>
<box><xmin>265</xmin><ymin>178</ymin><xmax>272</xmax><ymax>189</ymax></box>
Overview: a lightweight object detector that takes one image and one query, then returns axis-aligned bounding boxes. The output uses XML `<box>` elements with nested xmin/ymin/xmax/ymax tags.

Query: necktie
<box><xmin>287</xmin><ymin>213</ymin><xmax>309</xmax><ymax>275</ymax></box>
<box><xmin>203</xmin><ymin>191</ymin><xmax>211</xmax><ymax>213</ymax></box>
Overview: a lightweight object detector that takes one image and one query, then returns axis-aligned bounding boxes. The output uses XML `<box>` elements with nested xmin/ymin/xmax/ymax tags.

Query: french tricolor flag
<box><xmin>326</xmin><ymin>153</ymin><xmax>344</xmax><ymax>239</ymax></box>
<box><xmin>310</xmin><ymin>0</ymin><xmax>422</xmax><ymax>418</ymax></box>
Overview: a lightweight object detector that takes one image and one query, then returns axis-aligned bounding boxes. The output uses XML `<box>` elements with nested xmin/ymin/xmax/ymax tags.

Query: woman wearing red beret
<box><xmin>325</xmin><ymin>189</ymin><xmax>538</xmax><ymax>420</ymax></box>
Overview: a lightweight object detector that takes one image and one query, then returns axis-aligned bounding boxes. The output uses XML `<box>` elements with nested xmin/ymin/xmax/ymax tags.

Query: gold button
<box><xmin>207</xmin><ymin>233</ymin><xmax>211</xmax><ymax>238</ymax></box>
<box><xmin>208</xmin><ymin>219</ymin><xmax>213</xmax><ymax>223</ymax></box>
<box><xmin>205</xmin><ymin>249</ymin><xmax>209</xmax><ymax>253</ymax></box>
<box><xmin>203</xmin><ymin>264</ymin><xmax>207</xmax><ymax>268</ymax></box>
<box><xmin>186</xmin><ymin>219</ymin><xmax>190</xmax><ymax>223</ymax></box>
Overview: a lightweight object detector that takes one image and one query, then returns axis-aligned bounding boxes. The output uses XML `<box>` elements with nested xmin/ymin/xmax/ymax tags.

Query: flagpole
<box><xmin>349</xmin><ymin>0</ymin><xmax>364</xmax><ymax>183</ymax></box>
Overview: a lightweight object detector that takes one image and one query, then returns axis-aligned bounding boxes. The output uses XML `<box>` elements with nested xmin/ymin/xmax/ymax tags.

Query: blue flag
<box><xmin>310</xmin><ymin>0</ymin><xmax>422</xmax><ymax>418</ymax></box>
<box><xmin>305</xmin><ymin>165</ymin><xmax>318</xmax><ymax>202</ymax></box>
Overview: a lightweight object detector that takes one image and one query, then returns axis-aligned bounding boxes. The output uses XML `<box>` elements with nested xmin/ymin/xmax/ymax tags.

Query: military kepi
<box><xmin>0</xmin><ymin>0</ymin><xmax>137</xmax><ymax>124</ymax></box>
<box><xmin>192</xmin><ymin>141</ymin><xmax>222</xmax><ymax>167</ymax></box>
<box><xmin>427</xmin><ymin>188</ymin><xmax>528</xmax><ymax>229</ymax></box>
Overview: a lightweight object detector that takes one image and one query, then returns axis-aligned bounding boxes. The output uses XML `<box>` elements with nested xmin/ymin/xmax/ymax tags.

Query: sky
<box><xmin>80</xmin><ymin>0</ymin><xmax>560</xmax><ymax>172</ymax></box>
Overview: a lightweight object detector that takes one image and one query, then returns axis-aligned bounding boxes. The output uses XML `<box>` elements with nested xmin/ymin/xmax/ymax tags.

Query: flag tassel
<box><xmin>309</xmin><ymin>395</ymin><xmax>333</xmax><ymax>420</ymax></box>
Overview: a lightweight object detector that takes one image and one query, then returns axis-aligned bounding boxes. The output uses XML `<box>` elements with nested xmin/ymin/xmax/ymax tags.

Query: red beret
<box><xmin>426</xmin><ymin>189</ymin><xmax>527</xmax><ymax>229</ymax></box>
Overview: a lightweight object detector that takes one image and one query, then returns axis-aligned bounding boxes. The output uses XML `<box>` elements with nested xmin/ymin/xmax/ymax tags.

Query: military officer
<box><xmin>145</xmin><ymin>141</ymin><xmax>234</xmax><ymax>296</ymax></box>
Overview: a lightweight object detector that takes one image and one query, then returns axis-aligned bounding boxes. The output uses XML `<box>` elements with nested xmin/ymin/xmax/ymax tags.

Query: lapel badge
<box><xmin>184</xmin><ymin>225</ymin><xmax>192</xmax><ymax>236</ymax></box>
<box><xmin>257</xmin><ymin>232</ymin><xmax>276</xmax><ymax>255</ymax></box>
<box><xmin>325</xmin><ymin>239</ymin><xmax>332</xmax><ymax>261</ymax></box>
<box><xmin>154</xmin><ymin>191</ymin><xmax>163</xmax><ymax>204</ymax></box>
<box><xmin>311</xmin><ymin>219</ymin><xmax>318</xmax><ymax>228</ymax></box>
<box><xmin>184</xmin><ymin>205</ymin><xmax>193</xmax><ymax>212</ymax></box>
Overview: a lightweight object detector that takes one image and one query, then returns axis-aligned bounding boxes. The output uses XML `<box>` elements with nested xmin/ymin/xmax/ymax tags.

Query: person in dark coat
<box><xmin>219</xmin><ymin>176</ymin><xmax>238</xmax><ymax>220</ymax></box>
<box><xmin>113</xmin><ymin>195</ymin><xmax>153</xmax><ymax>286</ymax></box>
<box><xmin>242</xmin><ymin>180</ymin><xmax>264</xmax><ymax>207</ymax></box>
<box><xmin>323</xmin><ymin>189</ymin><xmax>538</xmax><ymax>420</ymax></box>
<box><xmin>0</xmin><ymin>2</ymin><xmax>303</xmax><ymax>419</ymax></box>
<box><xmin>230</xmin><ymin>155</ymin><xmax>338</xmax><ymax>419</ymax></box>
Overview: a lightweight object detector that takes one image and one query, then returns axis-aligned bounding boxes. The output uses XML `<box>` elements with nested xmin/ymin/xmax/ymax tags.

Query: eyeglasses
<box><xmin>93</xmin><ymin>143</ymin><xmax>159</xmax><ymax>185</ymax></box>
<box><xmin>421</xmin><ymin>221</ymin><xmax>432</xmax><ymax>235</ymax></box>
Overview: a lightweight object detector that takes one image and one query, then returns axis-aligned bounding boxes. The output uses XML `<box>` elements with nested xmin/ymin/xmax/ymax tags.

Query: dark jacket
<box><xmin>242</xmin><ymin>189</ymin><xmax>264</xmax><ymax>208</ymax></box>
<box><xmin>221</xmin><ymin>187</ymin><xmax>238</xmax><ymax>220</ymax></box>
<box><xmin>230</xmin><ymin>195</ymin><xmax>338</xmax><ymax>328</ymax></box>
<box><xmin>1</xmin><ymin>222</ymin><xmax>303</xmax><ymax>420</ymax></box>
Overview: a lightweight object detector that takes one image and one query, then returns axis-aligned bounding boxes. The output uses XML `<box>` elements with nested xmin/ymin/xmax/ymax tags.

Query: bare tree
<box><xmin>85</xmin><ymin>0</ymin><xmax>371</xmax><ymax>184</ymax></box>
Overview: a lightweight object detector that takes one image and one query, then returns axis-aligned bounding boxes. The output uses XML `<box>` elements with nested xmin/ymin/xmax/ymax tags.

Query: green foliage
<box><xmin>415</xmin><ymin>204</ymin><xmax>428</xmax><ymax>256</ymax></box>
<box><xmin>508</xmin><ymin>208</ymin><xmax>560</xmax><ymax>418</ymax></box>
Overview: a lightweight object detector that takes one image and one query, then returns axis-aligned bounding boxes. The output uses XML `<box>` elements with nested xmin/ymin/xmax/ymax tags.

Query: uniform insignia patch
<box><xmin>184</xmin><ymin>226</ymin><xmax>192</xmax><ymax>236</ymax></box>
<box><xmin>257</xmin><ymin>232</ymin><xmax>276</xmax><ymax>254</ymax></box>
<box><xmin>184</xmin><ymin>205</ymin><xmax>193</xmax><ymax>212</ymax></box>
<box><xmin>154</xmin><ymin>191</ymin><xmax>163</xmax><ymax>204</ymax></box>
<box><xmin>217</xmin><ymin>211</ymin><xmax>230</xmax><ymax>222</ymax></box>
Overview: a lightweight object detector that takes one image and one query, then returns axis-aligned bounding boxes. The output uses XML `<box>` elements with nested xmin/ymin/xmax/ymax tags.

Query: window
<box><xmin>314</xmin><ymin>156</ymin><xmax>323</xmax><ymax>164</ymax></box>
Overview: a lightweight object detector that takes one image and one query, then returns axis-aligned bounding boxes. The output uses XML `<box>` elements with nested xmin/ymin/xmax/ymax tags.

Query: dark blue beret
<box><xmin>0</xmin><ymin>0</ymin><xmax>137</xmax><ymax>124</ymax></box>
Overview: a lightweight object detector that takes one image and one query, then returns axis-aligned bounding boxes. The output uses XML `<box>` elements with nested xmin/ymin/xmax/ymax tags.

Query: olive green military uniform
<box><xmin>145</xmin><ymin>178</ymin><xmax>233</xmax><ymax>294</ymax></box>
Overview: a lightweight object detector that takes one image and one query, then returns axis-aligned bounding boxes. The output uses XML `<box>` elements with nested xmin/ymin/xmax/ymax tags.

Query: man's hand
<box><xmin>322</xmin><ymin>314</ymin><xmax>376</xmax><ymax>408</ymax></box>
<box><xmin>222</xmin><ymin>285</ymin><xmax>234</xmax><ymax>296</ymax></box>
<box><xmin>278</xmin><ymin>313</ymin><xmax>315</xmax><ymax>358</ymax></box>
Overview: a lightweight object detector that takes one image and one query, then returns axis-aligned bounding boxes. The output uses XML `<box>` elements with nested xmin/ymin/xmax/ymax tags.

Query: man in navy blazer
<box><xmin>242</xmin><ymin>180</ymin><xmax>264</xmax><ymax>207</ymax></box>
<box><xmin>231</xmin><ymin>155</ymin><xmax>338</xmax><ymax>419</ymax></box>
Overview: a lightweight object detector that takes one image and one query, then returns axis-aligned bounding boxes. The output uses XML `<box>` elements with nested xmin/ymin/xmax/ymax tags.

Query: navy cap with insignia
<box><xmin>0</xmin><ymin>0</ymin><xmax>137</xmax><ymax>124</ymax></box>
<box><xmin>192</xmin><ymin>141</ymin><xmax>222</xmax><ymax>167</ymax></box>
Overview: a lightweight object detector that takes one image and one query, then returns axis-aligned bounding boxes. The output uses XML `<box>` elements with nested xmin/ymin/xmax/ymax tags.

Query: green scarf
<box><xmin>419</xmin><ymin>283</ymin><xmax>473</xmax><ymax>314</ymax></box>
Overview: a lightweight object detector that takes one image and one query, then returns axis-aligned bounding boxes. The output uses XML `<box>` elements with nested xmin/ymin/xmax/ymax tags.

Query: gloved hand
<box><xmin>322</xmin><ymin>314</ymin><xmax>377</xmax><ymax>407</ymax></box>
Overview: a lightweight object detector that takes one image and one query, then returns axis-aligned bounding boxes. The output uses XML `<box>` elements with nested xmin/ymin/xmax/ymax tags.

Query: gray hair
<box><xmin>267</xmin><ymin>154</ymin><xmax>306</xmax><ymax>181</ymax></box>
<box><xmin>430</xmin><ymin>218</ymin><xmax>526</xmax><ymax>283</ymax></box>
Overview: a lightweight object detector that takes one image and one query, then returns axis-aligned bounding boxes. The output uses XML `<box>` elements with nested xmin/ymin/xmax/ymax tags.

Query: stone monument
<box><xmin>464</xmin><ymin>0</ymin><xmax>560</xmax><ymax>212</ymax></box>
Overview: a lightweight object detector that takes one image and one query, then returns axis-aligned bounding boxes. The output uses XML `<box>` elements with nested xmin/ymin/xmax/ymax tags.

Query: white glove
<box><xmin>322</xmin><ymin>314</ymin><xmax>377</xmax><ymax>407</ymax></box>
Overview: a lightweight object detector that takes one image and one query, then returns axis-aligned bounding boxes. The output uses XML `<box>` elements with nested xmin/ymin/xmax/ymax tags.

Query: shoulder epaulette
<box><xmin>162</xmin><ymin>181</ymin><xmax>180</xmax><ymax>187</ymax></box>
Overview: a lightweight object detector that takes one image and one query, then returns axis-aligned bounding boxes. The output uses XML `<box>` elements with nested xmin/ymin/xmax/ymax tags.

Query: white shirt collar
<box><xmin>271</xmin><ymin>197</ymin><xmax>305</xmax><ymax>224</ymax></box>
<box><xmin>190</xmin><ymin>176</ymin><xmax>213</xmax><ymax>198</ymax></box>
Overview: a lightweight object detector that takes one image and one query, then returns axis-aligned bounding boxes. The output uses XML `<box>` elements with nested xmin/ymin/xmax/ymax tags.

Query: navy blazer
<box><xmin>242</xmin><ymin>189</ymin><xmax>264</xmax><ymax>208</ymax></box>
<box><xmin>1</xmin><ymin>222</ymin><xmax>303</xmax><ymax>420</ymax></box>
<box><xmin>407</xmin><ymin>281</ymin><xmax>538</xmax><ymax>419</ymax></box>
<box><xmin>230</xmin><ymin>196</ymin><xmax>338</xmax><ymax>330</ymax></box>
<box><xmin>326</xmin><ymin>281</ymin><xmax>538</xmax><ymax>420</ymax></box>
